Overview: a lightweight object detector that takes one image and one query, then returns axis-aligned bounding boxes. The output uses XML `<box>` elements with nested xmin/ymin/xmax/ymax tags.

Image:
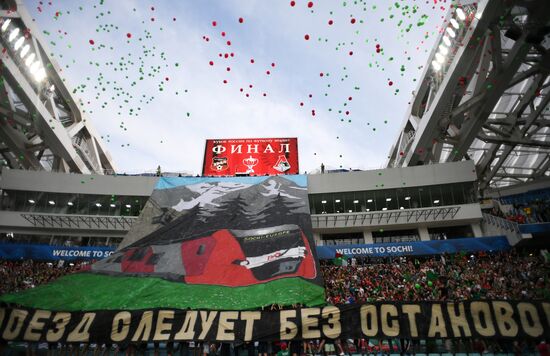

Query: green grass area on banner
<box><xmin>0</xmin><ymin>272</ymin><xmax>326</xmax><ymax>311</ymax></box>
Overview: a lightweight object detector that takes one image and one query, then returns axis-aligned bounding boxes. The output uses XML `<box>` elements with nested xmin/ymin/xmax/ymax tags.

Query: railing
<box><xmin>21</xmin><ymin>213</ymin><xmax>138</xmax><ymax>231</ymax></box>
<box><xmin>312</xmin><ymin>206</ymin><xmax>461</xmax><ymax>228</ymax></box>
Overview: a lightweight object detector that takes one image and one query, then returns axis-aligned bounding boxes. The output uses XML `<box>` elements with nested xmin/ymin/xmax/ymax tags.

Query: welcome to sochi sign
<box><xmin>0</xmin><ymin>243</ymin><xmax>115</xmax><ymax>261</ymax></box>
<box><xmin>315</xmin><ymin>236</ymin><xmax>511</xmax><ymax>259</ymax></box>
<box><xmin>202</xmin><ymin>138</ymin><xmax>299</xmax><ymax>177</ymax></box>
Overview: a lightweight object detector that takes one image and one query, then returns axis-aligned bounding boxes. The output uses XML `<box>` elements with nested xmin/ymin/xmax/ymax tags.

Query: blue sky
<box><xmin>27</xmin><ymin>0</ymin><xmax>447</xmax><ymax>175</ymax></box>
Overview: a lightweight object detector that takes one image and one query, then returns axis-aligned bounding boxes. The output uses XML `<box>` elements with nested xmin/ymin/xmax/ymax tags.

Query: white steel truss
<box><xmin>386</xmin><ymin>0</ymin><xmax>550</xmax><ymax>191</ymax></box>
<box><xmin>0</xmin><ymin>0</ymin><xmax>115</xmax><ymax>174</ymax></box>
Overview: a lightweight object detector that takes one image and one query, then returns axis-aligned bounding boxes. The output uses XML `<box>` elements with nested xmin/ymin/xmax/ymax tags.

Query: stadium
<box><xmin>0</xmin><ymin>0</ymin><xmax>549</xmax><ymax>355</ymax></box>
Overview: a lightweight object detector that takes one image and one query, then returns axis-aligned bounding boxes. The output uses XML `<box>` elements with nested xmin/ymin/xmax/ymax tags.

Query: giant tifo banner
<box><xmin>202</xmin><ymin>138</ymin><xmax>299</xmax><ymax>176</ymax></box>
<box><xmin>0</xmin><ymin>243</ymin><xmax>115</xmax><ymax>261</ymax></box>
<box><xmin>0</xmin><ymin>175</ymin><xmax>324</xmax><ymax>312</ymax></box>
<box><xmin>1</xmin><ymin>301</ymin><xmax>549</xmax><ymax>343</ymax></box>
<box><xmin>316</xmin><ymin>236</ymin><xmax>511</xmax><ymax>259</ymax></box>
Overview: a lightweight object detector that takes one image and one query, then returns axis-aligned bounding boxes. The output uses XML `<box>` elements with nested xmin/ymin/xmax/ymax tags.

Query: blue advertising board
<box><xmin>0</xmin><ymin>243</ymin><xmax>115</xmax><ymax>261</ymax></box>
<box><xmin>316</xmin><ymin>236</ymin><xmax>510</xmax><ymax>259</ymax></box>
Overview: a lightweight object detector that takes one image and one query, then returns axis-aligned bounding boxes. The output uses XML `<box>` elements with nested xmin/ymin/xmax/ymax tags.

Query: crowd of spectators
<box><xmin>0</xmin><ymin>249</ymin><xmax>549</xmax><ymax>354</ymax></box>
<box><xmin>0</xmin><ymin>260</ymin><xmax>84</xmax><ymax>295</ymax></box>
<box><xmin>488</xmin><ymin>197</ymin><xmax>550</xmax><ymax>224</ymax></box>
<box><xmin>321</xmin><ymin>249</ymin><xmax>549</xmax><ymax>304</ymax></box>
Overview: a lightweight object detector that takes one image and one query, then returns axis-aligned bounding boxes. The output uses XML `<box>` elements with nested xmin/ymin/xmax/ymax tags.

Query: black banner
<box><xmin>1</xmin><ymin>301</ymin><xmax>549</xmax><ymax>343</ymax></box>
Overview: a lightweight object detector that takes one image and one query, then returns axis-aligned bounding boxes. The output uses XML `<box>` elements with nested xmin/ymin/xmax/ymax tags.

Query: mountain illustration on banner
<box><xmin>0</xmin><ymin>175</ymin><xmax>325</xmax><ymax>311</ymax></box>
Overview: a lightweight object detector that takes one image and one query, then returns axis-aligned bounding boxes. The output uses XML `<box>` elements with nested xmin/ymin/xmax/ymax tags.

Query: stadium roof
<box><xmin>0</xmin><ymin>0</ymin><xmax>115</xmax><ymax>174</ymax></box>
<box><xmin>386</xmin><ymin>0</ymin><xmax>550</xmax><ymax>191</ymax></box>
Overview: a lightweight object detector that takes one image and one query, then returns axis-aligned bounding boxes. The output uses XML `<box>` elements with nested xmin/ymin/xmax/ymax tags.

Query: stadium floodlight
<box><xmin>348</xmin><ymin>210</ymin><xmax>352</xmax><ymax>213</ymax></box>
<box><xmin>367</xmin><ymin>199</ymin><xmax>373</xmax><ymax>203</ymax></box>
<box><xmin>28</xmin><ymin>199</ymin><xmax>35</xmax><ymax>204</ymax></box>
<box><xmin>442</xmin><ymin>35</ymin><xmax>452</xmax><ymax>47</ymax></box>
<box><xmin>95</xmin><ymin>203</ymin><xmax>102</xmax><ymax>207</ymax></box>
<box><xmin>432</xmin><ymin>61</ymin><xmax>442</xmax><ymax>71</ymax></box>
<box><xmin>125</xmin><ymin>204</ymin><xmax>131</xmax><ymax>208</ymax></box>
<box><xmin>20</xmin><ymin>44</ymin><xmax>30</xmax><ymax>58</ymax></box>
<box><xmin>29</xmin><ymin>61</ymin><xmax>40</xmax><ymax>74</ymax></box>
<box><xmin>433</xmin><ymin>199</ymin><xmax>440</xmax><ymax>204</ymax></box>
<box><xmin>13</xmin><ymin>36</ymin><xmax>24</xmax><ymax>50</ymax></box>
<box><xmin>353</xmin><ymin>200</ymin><xmax>359</xmax><ymax>204</ymax></box>
<box><xmin>382</xmin><ymin>207</ymin><xmax>388</xmax><ymax>211</ymax></box>
<box><xmin>110</xmin><ymin>203</ymin><xmax>116</xmax><ymax>208</ymax></box>
<box><xmin>450</xmin><ymin>18</ymin><xmax>459</xmax><ymax>29</ymax></box>
<box><xmin>25</xmin><ymin>53</ymin><xmax>35</xmax><ymax>66</ymax></box>
<box><xmin>385</xmin><ymin>198</ymin><xmax>392</xmax><ymax>202</ymax></box>
<box><xmin>366</xmin><ymin>208</ymin><xmax>370</xmax><ymax>212</ymax></box>
<box><xmin>67</xmin><ymin>202</ymin><xmax>74</xmax><ymax>206</ymax></box>
<box><xmin>446</xmin><ymin>27</ymin><xmax>456</xmax><ymax>38</ymax></box>
<box><xmin>321</xmin><ymin>200</ymin><xmax>327</xmax><ymax>204</ymax></box>
<box><xmin>400</xmin><ymin>207</ymin><xmax>404</xmax><ymax>210</ymax></box>
<box><xmin>335</xmin><ymin>199</ymin><xmax>341</xmax><ymax>203</ymax></box>
<box><xmin>1</xmin><ymin>19</ymin><xmax>11</xmax><ymax>32</ymax></box>
<box><xmin>8</xmin><ymin>27</ymin><xmax>19</xmax><ymax>42</ymax></box>
<box><xmin>48</xmin><ymin>200</ymin><xmax>55</xmax><ymax>205</ymax></box>
<box><xmin>33</xmin><ymin>67</ymin><xmax>46</xmax><ymax>82</ymax></box>
<box><xmin>404</xmin><ymin>196</ymin><xmax>411</xmax><ymax>200</ymax></box>
<box><xmin>456</xmin><ymin>7</ymin><xmax>466</xmax><ymax>21</ymax></box>
<box><xmin>438</xmin><ymin>44</ymin><xmax>449</xmax><ymax>55</ymax></box>
<box><xmin>435</xmin><ymin>53</ymin><xmax>445</xmax><ymax>64</ymax></box>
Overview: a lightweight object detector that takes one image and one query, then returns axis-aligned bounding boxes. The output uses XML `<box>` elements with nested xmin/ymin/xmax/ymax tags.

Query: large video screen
<box><xmin>202</xmin><ymin>138</ymin><xmax>299</xmax><ymax>176</ymax></box>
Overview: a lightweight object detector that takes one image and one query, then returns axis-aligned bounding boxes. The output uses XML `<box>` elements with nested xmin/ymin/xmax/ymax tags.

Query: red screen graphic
<box><xmin>202</xmin><ymin>138</ymin><xmax>299</xmax><ymax>176</ymax></box>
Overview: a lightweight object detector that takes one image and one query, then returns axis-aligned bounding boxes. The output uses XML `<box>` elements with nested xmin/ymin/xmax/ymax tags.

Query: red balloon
<box><xmin>266</xmin><ymin>70</ymin><xmax>271</xmax><ymax>75</ymax></box>
<box><xmin>388</xmin><ymin>81</ymin><xmax>394</xmax><ymax>86</ymax></box>
<box><xmin>349</xmin><ymin>51</ymin><xmax>353</xmax><ymax>56</ymax></box>
<box><xmin>250</xmin><ymin>59</ymin><xmax>255</xmax><ymax>63</ymax></box>
<box><xmin>89</xmin><ymin>39</ymin><xmax>95</xmax><ymax>45</ymax></box>
<box><xmin>350</xmin><ymin>18</ymin><xmax>356</xmax><ymax>24</ymax></box>
<box><xmin>320</xmin><ymin>72</ymin><xmax>324</xmax><ymax>77</ymax></box>
<box><xmin>212</xmin><ymin>21</ymin><xmax>217</xmax><ymax>27</ymax></box>
<box><xmin>328</xmin><ymin>20</ymin><xmax>334</xmax><ymax>25</ymax></box>
<box><xmin>126</xmin><ymin>33</ymin><xmax>132</xmax><ymax>38</ymax></box>
<box><xmin>304</xmin><ymin>34</ymin><xmax>310</xmax><ymax>40</ymax></box>
<box><xmin>238</xmin><ymin>17</ymin><xmax>244</xmax><ymax>23</ymax></box>
<box><xmin>227</xmin><ymin>40</ymin><xmax>231</xmax><ymax>46</ymax></box>
<box><xmin>221</xmin><ymin>31</ymin><xmax>226</xmax><ymax>37</ymax></box>
<box><xmin>271</xmin><ymin>62</ymin><xmax>275</xmax><ymax>67</ymax></box>
<box><xmin>307</xmin><ymin>2</ymin><xmax>314</xmax><ymax>8</ymax></box>
<box><xmin>290</xmin><ymin>1</ymin><xmax>296</xmax><ymax>6</ymax></box>
<box><xmin>209</xmin><ymin>61</ymin><xmax>214</xmax><ymax>66</ymax></box>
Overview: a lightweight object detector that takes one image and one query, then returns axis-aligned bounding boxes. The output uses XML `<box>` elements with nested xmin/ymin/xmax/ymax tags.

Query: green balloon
<box><xmin>415</xmin><ymin>283</ymin><xmax>421</xmax><ymax>289</ymax></box>
<box><xmin>427</xmin><ymin>281</ymin><xmax>433</xmax><ymax>287</ymax></box>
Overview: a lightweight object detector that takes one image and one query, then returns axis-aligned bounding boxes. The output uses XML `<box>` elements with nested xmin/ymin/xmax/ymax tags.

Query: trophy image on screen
<box><xmin>243</xmin><ymin>155</ymin><xmax>259</xmax><ymax>174</ymax></box>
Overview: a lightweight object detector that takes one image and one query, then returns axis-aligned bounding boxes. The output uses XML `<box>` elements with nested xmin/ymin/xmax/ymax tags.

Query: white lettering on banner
<box><xmin>278</xmin><ymin>144</ymin><xmax>290</xmax><ymax>153</ymax></box>
<box><xmin>335</xmin><ymin>245</ymin><xmax>414</xmax><ymax>256</ymax></box>
<box><xmin>212</xmin><ymin>145</ymin><xmax>226</xmax><ymax>154</ymax></box>
<box><xmin>230</xmin><ymin>145</ymin><xmax>242</xmax><ymax>154</ymax></box>
<box><xmin>247</xmin><ymin>144</ymin><xmax>259</xmax><ymax>154</ymax></box>
<box><xmin>51</xmin><ymin>249</ymin><xmax>113</xmax><ymax>259</ymax></box>
<box><xmin>263</xmin><ymin>144</ymin><xmax>274</xmax><ymax>153</ymax></box>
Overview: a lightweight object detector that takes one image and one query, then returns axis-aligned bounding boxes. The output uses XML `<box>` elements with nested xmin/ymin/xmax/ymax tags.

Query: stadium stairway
<box><xmin>481</xmin><ymin>213</ymin><xmax>524</xmax><ymax>245</ymax></box>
